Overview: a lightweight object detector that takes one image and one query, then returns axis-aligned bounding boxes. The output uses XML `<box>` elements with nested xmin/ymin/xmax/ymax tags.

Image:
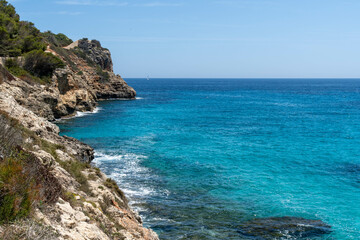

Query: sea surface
<box><xmin>57</xmin><ymin>78</ymin><xmax>360</xmax><ymax>239</ymax></box>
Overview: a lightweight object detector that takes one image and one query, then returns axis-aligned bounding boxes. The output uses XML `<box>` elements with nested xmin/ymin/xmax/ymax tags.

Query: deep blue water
<box><xmin>58</xmin><ymin>79</ymin><xmax>360</xmax><ymax>239</ymax></box>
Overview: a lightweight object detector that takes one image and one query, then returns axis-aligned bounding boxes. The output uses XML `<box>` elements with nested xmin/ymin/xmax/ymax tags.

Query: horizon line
<box><xmin>123</xmin><ymin>77</ymin><xmax>360</xmax><ymax>79</ymax></box>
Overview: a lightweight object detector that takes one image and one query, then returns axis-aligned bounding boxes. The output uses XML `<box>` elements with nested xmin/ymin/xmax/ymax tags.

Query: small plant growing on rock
<box><xmin>0</xmin><ymin>155</ymin><xmax>37</xmax><ymax>223</ymax></box>
<box><xmin>42</xmin><ymin>31</ymin><xmax>73</xmax><ymax>47</ymax></box>
<box><xmin>96</xmin><ymin>66</ymin><xmax>110</xmax><ymax>82</ymax></box>
<box><xmin>58</xmin><ymin>159</ymin><xmax>91</xmax><ymax>194</ymax></box>
<box><xmin>104</xmin><ymin>178</ymin><xmax>127</xmax><ymax>206</ymax></box>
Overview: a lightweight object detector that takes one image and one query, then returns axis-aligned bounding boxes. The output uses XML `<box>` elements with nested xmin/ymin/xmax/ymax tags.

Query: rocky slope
<box><xmin>0</xmin><ymin>40</ymin><xmax>158</xmax><ymax>239</ymax></box>
<box><xmin>1</xmin><ymin>38</ymin><xmax>135</xmax><ymax>121</ymax></box>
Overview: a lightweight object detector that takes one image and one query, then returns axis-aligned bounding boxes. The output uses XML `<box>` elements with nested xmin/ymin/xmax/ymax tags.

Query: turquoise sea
<box><xmin>58</xmin><ymin>78</ymin><xmax>360</xmax><ymax>239</ymax></box>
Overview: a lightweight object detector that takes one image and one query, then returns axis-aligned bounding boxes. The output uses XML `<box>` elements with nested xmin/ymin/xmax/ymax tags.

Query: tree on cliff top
<box><xmin>0</xmin><ymin>0</ymin><xmax>46</xmax><ymax>56</ymax></box>
<box><xmin>42</xmin><ymin>31</ymin><xmax>73</xmax><ymax>47</ymax></box>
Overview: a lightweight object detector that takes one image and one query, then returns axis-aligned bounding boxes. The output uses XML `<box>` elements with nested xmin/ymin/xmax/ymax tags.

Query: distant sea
<box><xmin>57</xmin><ymin>78</ymin><xmax>360</xmax><ymax>239</ymax></box>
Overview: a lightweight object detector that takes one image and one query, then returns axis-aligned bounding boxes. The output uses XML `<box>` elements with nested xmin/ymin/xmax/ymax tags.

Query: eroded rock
<box><xmin>238</xmin><ymin>216</ymin><xmax>332</xmax><ymax>239</ymax></box>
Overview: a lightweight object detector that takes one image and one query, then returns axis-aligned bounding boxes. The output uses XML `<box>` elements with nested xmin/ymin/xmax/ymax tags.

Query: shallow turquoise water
<box><xmin>58</xmin><ymin>79</ymin><xmax>360</xmax><ymax>239</ymax></box>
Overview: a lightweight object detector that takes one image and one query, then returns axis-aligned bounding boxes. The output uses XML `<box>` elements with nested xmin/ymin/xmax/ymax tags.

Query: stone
<box><xmin>32</xmin><ymin>150</ymin><xmax>55</xmax><ymax>167</ymax></box>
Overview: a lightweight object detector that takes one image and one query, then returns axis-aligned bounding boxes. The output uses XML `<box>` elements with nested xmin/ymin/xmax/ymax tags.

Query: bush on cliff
<box><xmin>96</xmin><ymin>66</ymin><xmax>110</xmax><ymax>82</ymax></box>
<box><xmin>71</xmin><ymin>47</ymin><xmax>96</xmax><ymax>67</ymax></box>
<box><xmin>4</xmin><ymin>59</ymin><xmax>28</xmax><ymax>77</ymax></box>
<box><xmin>0</xmin><ymin>150</ymin><xmax>62</xmax><ymax>223</ymax></box>
<box><xmin>0</xmin><ymin>113</ymin><xmax>62</xmax><ymax>223</ymax></box>
<box><xmin>0</xmin><ymin>153</ymin><xmax>39</xmax><ymax>223</ymax></box>
<box><xmin>23</xmin><ymin>50</ymin><xmax>65</xmax><ymax>79</ymax></box>
<box><xmin>42</xmin><ymin>31</ymin><xmax>73</xmax><ymax>47</ymax></box>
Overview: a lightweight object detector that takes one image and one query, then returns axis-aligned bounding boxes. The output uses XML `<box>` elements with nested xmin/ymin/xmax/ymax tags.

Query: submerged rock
<box><xmin>238</xmin><ymin>216</ymin><xmax>331</xmax><ymax>239</ymax></box>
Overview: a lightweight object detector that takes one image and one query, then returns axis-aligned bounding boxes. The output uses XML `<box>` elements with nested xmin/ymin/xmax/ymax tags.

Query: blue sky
<box><xmin>8</xmin><ymin>0</ymin><xmax>360</xmax><ymax>78</ymax></box>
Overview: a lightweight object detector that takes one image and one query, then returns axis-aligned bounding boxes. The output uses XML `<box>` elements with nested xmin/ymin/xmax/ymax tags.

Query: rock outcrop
<box><xmin>1</xmin><ymin>37</ymin><xmax>135</xmax><ymax>121</ymax></box>
<box><xmin>75</xmin><ymin>39</ymin><xmax>113</xmax><ymax>72</ymax></box>
<box><xmin>238</xmin><ymin>216</ymin><xmax>332</xmax><ymax>239</ymax></box>
<box><xmin>0</xmin><ymin>42</ymin><xmax>158</xmax><ymax>240</ymax></box>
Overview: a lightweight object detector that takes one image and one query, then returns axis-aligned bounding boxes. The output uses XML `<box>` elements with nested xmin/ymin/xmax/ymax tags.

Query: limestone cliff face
<box><xmin>70</xmin><ymin>39</ymin><xmax>113</xmax><ymax>72</ymax></box>
<box><xmin>0</xmin><ymin>46</ymin><xmax>158</xmax><ymax>239</ymax></box>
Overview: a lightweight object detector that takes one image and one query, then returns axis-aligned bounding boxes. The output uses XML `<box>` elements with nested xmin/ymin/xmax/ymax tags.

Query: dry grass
<box><xmin>0</xmin><ymin>110</ymin><xmax>23</xmax><ymax>158</ymax></box>
<box><xmin>0</xmin><ymin>111</ymin><xmax>61</xmax><ymax>223</ymax></box>
<box><xmin>0</xmin><ymin>148</ymin><xmax>62</xmax><ymax>223</ymax></box>
<box><xmin>0</xmin><ymin>219</ymin><xmax>59</xmax><ymax>240</ymax></box>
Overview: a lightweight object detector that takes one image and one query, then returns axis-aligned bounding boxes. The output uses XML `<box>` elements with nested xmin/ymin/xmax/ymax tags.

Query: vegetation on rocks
<box><xmin>0</xmin><ymin>148</ymin><xmax>61</xmax><ymax>224</ymax></box>
<box><xmin>96</xmin><ymin>66</ymin><xmax>110</xmax><ymax>82</ymax></box>
<box><xmin>0</xmin><ymin>0</ymin><xmax>46</xmax><ymax>57</ymax></box>
<box><xmin>58</xmin><ymin>159</ymin><xmax>91</xmax><ymax>194</ymax></box>
<box><xmin>42</xmin><ymin>31</ymin><xmax>72</xmax><ymax>47</ymax></box>
<box><xmin>1</xmin><ymin>0</ymin><xmax>65</xmax><ymax>84</ymax></box>
<box><xmin>0</xmin><ymin>112</ymin><xmax>61</xmax><ymax>224</ymax></box>
<box><xmin>5</xmin><ymin>59</ymin><xmax>27</xmax><ymax>77</ymax></box>
<box><xmin>71</xmin><ymin>46</ymin><xmax>96</xmax><ymax>67</ymax></box>
<box><xmin>104</xmin><ymin>178</ymin><xmax>127</xmax><ymax>205</ymax></box>
<box><xmin>5</xmin><ymin>52</ymin><xmax>65</xmax><ymax>84</ymax></box>
<box><xmin>0</xmin><ymin>152</ymin><xmax>36</xmax><ymax>223</ymax></box>
<box><xmin>0</xmin><ymin>219</ymin><xmax>59</xmax><ymax>240</ymax></box>
<box><xmin>23</xmin><ymin>50</ymin><xmax>64</xmax><ymax>79</ymax></box>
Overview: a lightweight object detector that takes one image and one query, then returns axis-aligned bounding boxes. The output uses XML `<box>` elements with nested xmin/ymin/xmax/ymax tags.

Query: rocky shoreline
<box><xmin>0</xmin><ymin>41</ymin><xmax>335</xmax><ymax>240</ymax></box>
<box><xmin>0</xmin><ymin>39</ymin><xmax>159</xmax><ymax>239</ymax></box>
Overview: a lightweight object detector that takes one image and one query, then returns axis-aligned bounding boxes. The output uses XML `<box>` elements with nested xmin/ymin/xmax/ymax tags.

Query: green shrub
<box><xmin>94</xmin><ymin>167</ymin><xmax>102</xmax><ymax>177</ymax></box>
<box><xmin>104</xmin><ymin>178</ymin><xmax>127</xmax><ymax>205</ymax></box>
<box><xmin>4</xmin><ymin>58</ymin><xmax>51</xmax><ymax>85</ymax></box>
<box><xmin>4</xmin><ymin>58</ymin><xmax>27</xmax><ymax>77</ymax></box>
<box><xmin>62</xmin><ymin>192</ymin><xmax>81</xmax><ymax>208</ymax></box>
<box><xmin>51</xmin><ymin>46</ymin><xmax>79</xmax><ymax>71</ymax></box>
<box><xmin>0</xmin><ymin>153</ymin><xmax>38</xmax><ymax>223</ymax></box>
<box><xmin>39</xmin><ymin>139</ymin><xmax>65</xmax><ymax>161</ymax></box>
<box><xmin>71</xmin><ymin>47</ymin><xmax>96</xmax><ymax>67</ymax></box>
<box><xmin>58</xmin><ymin>159</ymin><xmax>91</xmax><ymax>194</ymax></box>
<box><xmin>0</xmin><ymin>113</ymin><xmax>62</xmax><ymax>223</ymax></box>
<box><xmin>42</xmin><ymin>31</ymin><xmax>73</xmax><ymax>47</ymax></box>
<box><xmin>23</xmin><ymin>50</ymin><xmax>65</xmax><ymax>78</ymax></box>
<box><xmin>96</xmin><ymin>66</ymin><xmax>110</xmax><ymax>82</ymax></box>
<box><xmin>0</xmin><ymin>111</ymin><xmax>23</xmax><ymax>158</ymax></box>
<box><xmin>88</xmin><ymin>173</ymin><xmax>97</xmax><ymax>181</ymax></box>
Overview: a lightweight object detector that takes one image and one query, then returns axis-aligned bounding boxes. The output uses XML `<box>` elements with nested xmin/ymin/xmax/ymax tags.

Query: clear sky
<box><xmin>7</xmin><ymin>0</ymin><xmax>360</xmax><ymax>78</ymax></box>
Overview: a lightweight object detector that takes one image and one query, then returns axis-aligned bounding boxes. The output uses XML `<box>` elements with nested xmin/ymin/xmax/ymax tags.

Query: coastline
<box><xmin>55</xmin><ymin>107</ymin><xmax>103</xmax><ymax>121</ymax></box>
<box><xmin>55</xmin><ymin>96</ymin><xmax>143</xmax><ymax>121</ymax></box>
<box><xmin>0</xmin><ymin>38</ymin><xmax>159</xmax><ymax>239</ymax></box>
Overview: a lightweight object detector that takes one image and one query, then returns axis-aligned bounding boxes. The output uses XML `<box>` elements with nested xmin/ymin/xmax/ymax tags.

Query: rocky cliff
<box><xmin>0</xmin><ymin>40</ymin><xmax>158</xmax><ymax>239</ymax></box>
<box><xmin>1</xmin><ymin>38</ymin><xmax>135</xmax><ymax>121</ymax></box>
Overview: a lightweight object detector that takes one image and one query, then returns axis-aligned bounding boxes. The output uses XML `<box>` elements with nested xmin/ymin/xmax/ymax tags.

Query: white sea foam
<box><xmin>55</xmin><ymin>107</ymin><xmax>102</xmax><ymax>121</ymax></box>
<box><xmin>94</xmin><ymin>151</ymin><xmax>160</xmax><ymax>199</ymax></box>
<box><xmin>93</xmin><ymin>150</ymin><xmax>173</xmax><ymax>225</ymax></box>
<box><xmin>148</xmin><ymin>217</ymin><xmax>175</xmax><ymax>223</ymax></box>
<box><xmin>75</xmin><ymin>107</ymin><xmax>102</xmax><ymax>117</ymax></box>
<box><xmin>100</xmin><ymin>98</ymin><xmax>135</xmax><ymax>101</ymax></box>
<box><xmin>136</xmin><ymin>97</ymin><xmax>144</xmax><ymax>100</ymax></box>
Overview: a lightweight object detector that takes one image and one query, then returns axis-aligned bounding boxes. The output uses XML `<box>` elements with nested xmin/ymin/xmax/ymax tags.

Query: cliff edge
<box><xmin>1</xmin><ymin>37</ymin><xmax>136</xmax><ymax>121</ymax></box>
